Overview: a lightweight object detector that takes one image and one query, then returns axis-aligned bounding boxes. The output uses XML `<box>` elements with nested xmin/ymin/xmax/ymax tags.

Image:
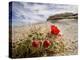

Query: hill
<box><xmin>47</xmin><ymin>12</ymin><xmax>78</xmax><ymax>21</ymax></box>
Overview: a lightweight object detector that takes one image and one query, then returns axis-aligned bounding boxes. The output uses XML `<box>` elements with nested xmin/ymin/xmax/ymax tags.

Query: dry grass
<box><xmin>10</xmin><ymin>19</ymin><xmax>78</xmax><ymax>58</ymax></box>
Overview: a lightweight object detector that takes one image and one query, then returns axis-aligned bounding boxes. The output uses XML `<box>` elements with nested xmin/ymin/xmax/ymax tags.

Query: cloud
<box><xmin>11</xmin><ymin>2</ymin><xmax>78</xmax><ymax>26</ymax></box>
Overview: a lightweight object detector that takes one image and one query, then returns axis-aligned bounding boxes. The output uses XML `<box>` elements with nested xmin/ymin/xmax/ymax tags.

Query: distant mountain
<box><xmin>47</xmin><ymin>12</ymin><xmax>78</xmax><ymax>21</ymax></box>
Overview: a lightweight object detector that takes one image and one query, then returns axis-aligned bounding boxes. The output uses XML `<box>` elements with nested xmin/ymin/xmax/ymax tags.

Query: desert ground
<box><xmin>52</xmin><ymin>19</ymin><xmax>78</xmax><ymax>55</ymax></box>
<box><xmin>11</xmin><ymin>18</ymin><xmax>78</xmax><ymax>57</ymax></box>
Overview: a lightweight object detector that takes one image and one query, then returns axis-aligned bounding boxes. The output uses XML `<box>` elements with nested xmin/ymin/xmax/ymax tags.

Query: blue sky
<box><xmin>9</xmin><ymin>2</ymin><xmax>78</xmax><ymax>26</ymax></box>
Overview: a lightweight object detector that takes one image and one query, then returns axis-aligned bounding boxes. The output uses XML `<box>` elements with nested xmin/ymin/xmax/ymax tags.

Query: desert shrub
<box><xmin>12</xmin><ymin>32</ymin><xmax>65</xmax><ymax>58</ymax></box>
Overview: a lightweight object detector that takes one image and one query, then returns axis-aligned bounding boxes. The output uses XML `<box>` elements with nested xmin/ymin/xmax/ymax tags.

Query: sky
<box><xmin>9</xmin><ymin>2</ymin><xmax>78</xmax><ymax>27</ymax></box>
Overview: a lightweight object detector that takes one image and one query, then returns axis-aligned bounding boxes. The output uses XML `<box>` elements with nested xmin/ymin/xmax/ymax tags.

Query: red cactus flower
<box><xmin>51</xmin><ymin>25</ymin><xmax>60</xmax><ymax>35</ymax></box>
<box><xmin>32</xmin><ymin>40</ymin><xmax>40</xmax><ymax>48</ymax></box>
<box><xmin>43</xmin><ymin>40</ymin><xmax>51</xmax><ymax>48</ymax></box>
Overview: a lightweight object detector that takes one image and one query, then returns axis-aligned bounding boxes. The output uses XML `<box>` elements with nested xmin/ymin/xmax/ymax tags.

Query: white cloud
<box><xmin>11</xmin><ymin>2</ymin><xmax>78</xmax><ymax>26</ymax></box>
